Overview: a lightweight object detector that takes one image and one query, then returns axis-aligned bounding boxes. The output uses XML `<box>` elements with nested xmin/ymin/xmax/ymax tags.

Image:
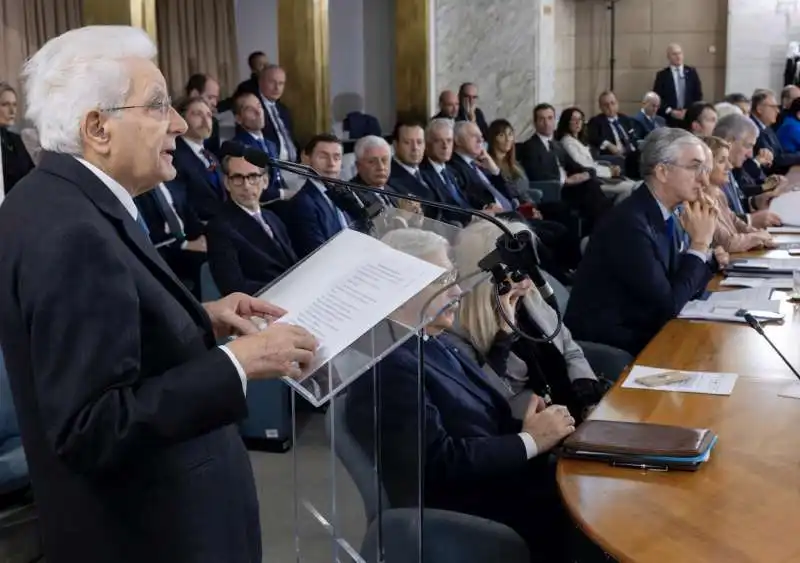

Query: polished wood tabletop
<box><xmin>558</xmin><ymin>240</ymin><xmax>800</xmax><ymax>563</ymax></box>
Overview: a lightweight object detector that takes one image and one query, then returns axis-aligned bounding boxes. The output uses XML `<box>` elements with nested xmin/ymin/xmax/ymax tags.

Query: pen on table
<box><xmin>611</xmin><ymin>461</ymin><xmax>669</xmax><ymax>472</ymax></box>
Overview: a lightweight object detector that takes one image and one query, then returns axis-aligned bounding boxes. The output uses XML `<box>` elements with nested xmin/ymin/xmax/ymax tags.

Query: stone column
<box><xmin>82</xmin><ymin>0</ymin><xmax>158</xmax><ymax>43</ymax></box>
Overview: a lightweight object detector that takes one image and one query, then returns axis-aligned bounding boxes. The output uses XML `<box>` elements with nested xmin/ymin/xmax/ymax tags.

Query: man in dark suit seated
<box><xmin>283</xmin><ymin>134</ymin><xmax>350</xmax><ymax>258</ymax></box>
<box><xmin>217</xmin><ymin>50</ymin><xmax>268</xmax><ymax>114</ymax></box>
<box><xmin>587</xmin><ymin>90</ymin><xmax>640</xmax><ymax>177</ymax></box>
<box><xmin>653</xmin><ymin>43</ymin><xmax>703</xmax><ymax>126</ymax></box>
<box><xmin>256</xmin><ymin>65</ymin><xmax>298</xmax><ymax>163</ymax></box>
<box><xmin>206</xmin><ymin>155</ymin><xmax>296</xmax><ymax>296</ymax></box>
<box><xmin>431</xmin><ymin>89</ymin><xmax>459</xmax><ymax>121</ymax></box>
<box><xmin>345</xmin><ymin>228</ymin><xmax>587</xmax><ymax>563</ymax></box>
<box><xmin>172</xmin><ymin>96</ymin><xmax>227</xmax><ymax>221</ymax></box>
<box><xmin>632</xmin><ymin>91</ymin><xmax>666</xmax><ymax>139</ymax></box>
<box><xmin>517</xmin><ymin>104</ymin><xmax>612</xmax><ymax>234</ymax></box>
<box><xmin>135</xmin><ymin>181</ymin><xmax>207</xmax><ymax>299</ymax></box>
<box><xmin>0</xmin><ymin>84</ymin><xmax>34</xmax><ymax>202</ymax></box>
<box><xmin>564</xmin><ymin>128</ymin><xmax>719</xmax><ymax>356</ymax></box>
<box><xmin>748</xmin><ymin>89</ymin><xmax>800</xmax><ymax>175</ymax></box>
<box><xmin>0</xmin><ymin>25</ymin><xmax>317</xmax><ymax>563</ymax></box>
<box><xmin>230</xmin><ymin>91</ymin><xmax>285</xmax><ymax>201</ymax></box>
<box><xmin>714</xmin><ymin>113</ymin><xmax>785</xmax><ymax>229</ymax></box>
<box><xmin>185</xmin><ymin>73</ymin><xmax>222</xmax><ymax>157</ymax></box>
<box><xmin>456</xmin><ymin>82</ymin><xmax>489</xmax><ymax>137</ymax></box>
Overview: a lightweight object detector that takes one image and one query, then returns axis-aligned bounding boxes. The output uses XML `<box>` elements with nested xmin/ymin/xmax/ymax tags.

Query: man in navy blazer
<box><xmin>748</xmin><ymin>89</ymin><xmax>800</xmax><ymax>175</ymax></box>
<box><xmin>206</xmin><ymin>155</ymin><xmax>297</xmax><ymax>296</ymax></box>
<box><xmin>171</xmin><ymin>97</ymin><xmax>226</xmax><ymax>221</ymax></box>
<box><xmin>652</xmin><ymin>44</ymin><xmax>703</xmax><ymax>126</ymax></box>
<box><xmin>631</xmin><ymin>92</ymin><xmax>666</xmax><ymax>139</ymax></box>
<box><xmin>565</xmin><ymin>128</ymin><xmax>718</xmax><ymax>356</ymax></box>
<box><xmin>283</xmin><ymin>134</ymin><xmax>350</xmax><ymax>258</ymax></box>
<box><xmin>256</xmin><ymin>65</ymin><xmax>298</xmax><ymax>162</ymax></box>
<box><xmin>345</xmin><ymin>228</ymin><xmax>581</xmax><ymax>563</ymax></box>
<box><xmin>230</xmin><ymin>91</ymin><xmax>285</xmax><ymax>201</ymax></box>
<box><xmin>0</xmin><ymin>26</ymin><xmax>317</xmax><ymax>563</ymax></box>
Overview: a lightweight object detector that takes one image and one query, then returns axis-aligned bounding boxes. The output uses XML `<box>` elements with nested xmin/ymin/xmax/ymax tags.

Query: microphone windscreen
<box><xmin>219</xmin><ymin>140</ymin><xmax>246</xmax><ymax>159</ymax></box>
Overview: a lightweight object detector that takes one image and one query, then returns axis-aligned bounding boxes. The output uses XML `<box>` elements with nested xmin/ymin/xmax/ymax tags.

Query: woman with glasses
<box><xmin>555</xmin><ymin>107</ymin><xmax>637</xmax><ymax>203</ymax></box>
<box><xmin>0</xmin><ymin>83</ymin><xmax>35</xmax><ymax>203</ymax></box>
<box><xmin>700</xmin><ymin>136</ymin><xmax>776</xmax><ymax>252</ymax></box>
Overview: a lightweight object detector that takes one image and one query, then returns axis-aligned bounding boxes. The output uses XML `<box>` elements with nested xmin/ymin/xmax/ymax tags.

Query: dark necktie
<box><xmin>726</xmin><ymin>173</ymin><xmax>746</xmax><ymax>215</ymax></box>
<box><xmin>659</xmin><ymin>215</ymin><xmax>677</xmax><ymax>266</ymax></box>
<box><xmin>152</xmin><ymin>186</ymin><xmax>185</xmax><ymax>240</ymax></box>
<box><xmin>135</xmin><ymin>213</ymin><xmax>150</xmax><ymax>236</ymax></box>
<box><xmin>201</xmin><ymin>148</ymin><xmax>225</xmax><ymax>200</ymax></box>
<box><xmin>611</xmin><ymin>119</ymin><xmax>630</xmax><ymax>150</ymax></box>
<box><xmin>441</xmin><ymin>167</ymin><xmax>471</xmax><ymax>208</ymax></box>
<box><xmin>470</xmin><ymin>161</ymin><xmax>512</xmax><ymax>211</ymax></box>
<box><xmin>413</xmin><ymin>169</ymin><xmax>430</xmax><ymax>189</ymax></box>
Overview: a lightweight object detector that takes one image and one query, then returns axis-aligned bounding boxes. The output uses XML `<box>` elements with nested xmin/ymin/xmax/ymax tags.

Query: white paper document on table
<box><xmin>719</xmin><ymin>277</ymin><xmax>793</xmax><ymax>289</ymax></box>
<box><xmin>623</xmin><ymin>365</ymin><xmax>739</xmax><ymax>395</ymax></box>
<box><xmin>678</xmin><ymin>299</ymin><xmax>781</xmax><ymax>322</ymax></box>
<box><xmin>259</xmin><ymin>229</ymin><xmax>447</xmax><ymax>379</ymax></box>
<box><xmin>728</xmin><ymin>258</ymin><xmax>800</xmax><ymax>273</ymax></box>
<box><xmin>769</xmin><ymin>190</ymin><xmax>800</xmax><ymax>226</ymax></box>
<box><xmin>768</xmin><ymin>226</ymin><xmax>800</xmax><ymax>234</ymax></box>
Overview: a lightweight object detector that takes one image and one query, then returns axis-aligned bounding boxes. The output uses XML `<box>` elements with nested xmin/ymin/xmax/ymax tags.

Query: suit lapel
<box><xmin>177</xmin><ymin>138</ymin><xmax>220</xmax><ymax>200</ymax></box>
<box><xmin>41</xmin><ymin>153</ymin><xmax>214</xmax><ymax>337</ymax></box>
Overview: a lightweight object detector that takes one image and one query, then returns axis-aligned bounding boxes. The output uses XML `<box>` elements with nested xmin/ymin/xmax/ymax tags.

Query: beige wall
<box><xmin>572</xmin><ymin>0</ymin><xmax>728</xmax><ymax>116</ymax></box>
<box><xmin>554</xmin><ymin>0</ymin><xmax>577</xmax><ymax>113</ymax></box>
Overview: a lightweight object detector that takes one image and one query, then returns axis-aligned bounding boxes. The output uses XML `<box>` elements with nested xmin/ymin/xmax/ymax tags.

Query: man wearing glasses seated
<box><xmin>205</xmin><ymin>155</ymin><xmax>297</xmax><ymax>296</ymax></box>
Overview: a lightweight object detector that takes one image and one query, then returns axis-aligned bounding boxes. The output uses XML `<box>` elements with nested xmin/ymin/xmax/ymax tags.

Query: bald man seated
<box><xmin>632</xmin><ymin>91</ymin><xmax>666</xmax><ymax>139</ymax></box>
<box><xmin>433</xmin><ymin>90</ymin><xmax>460</xmax><ymax>121</ymax></box>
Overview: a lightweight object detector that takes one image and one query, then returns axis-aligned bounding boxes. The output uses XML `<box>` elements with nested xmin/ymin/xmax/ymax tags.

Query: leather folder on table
<box><xmin>560</xmin><ymin>420</ymin><xmax>718</xmax><ymax>471</ymax></box>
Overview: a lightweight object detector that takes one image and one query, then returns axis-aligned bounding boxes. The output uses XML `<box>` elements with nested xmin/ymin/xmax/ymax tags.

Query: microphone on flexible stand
<box><xmin>221</xmin><ymin>140</ymin><xmax>563</xmax><ymax>342</ymax></box>
<box><xmin>742</xmin><ymin>312</ymin><xmax>800</xmax><ymax>382</ymax></box>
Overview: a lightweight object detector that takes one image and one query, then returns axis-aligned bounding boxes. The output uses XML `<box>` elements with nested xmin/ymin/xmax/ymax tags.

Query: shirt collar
<box><xmin>648</xmin><ymin>186</ymin><xmax>673</xmax><ymax>221</ymax></box>
<box><xmin>310</xmin><ymin>178</ymin><xmax>328</xmax><ymax>194</ymax></box>
<box><xmin>182</xmin><ymin>137</ymin><xmax>206</xmax><ymax>159</ymax></box>
<box><xmin>536</xmin><ymin>133</ymin><xmax>552</xmax><ymax>146</ymax></box>
<box><xmin>640</xmin><ymin>109</ymin><xmax>653</xmax><ymax>120</ymax></box>
<box><xmin>454</xmin><ymin>151</ymin><xmax>475</xmax><ymax>166</ymax></box>
<box><xmin>428</xmin><ymin>158</ymin><xmax>446</xmax><ymax>174</ymax></box>
<box><xmin>671</xmin><ymin>65</ymin><xmax>684</xmax><ymax>74</ymax></box>
<box><xmin>752</xmin><ymin>116</ymin><xmax>766</xmax><ymax>131</ymax></box>
<box><xmin>235</xmin><ymin>201</ymin><xmax>261</xmax><ymax>216</ymax></box>
<box><xmin>394</xmin><ymin>158</ymin><xmax>419</xmax><ymax>176</ymax></box>
<box><xmin>248</xmin><ymin>131</ymin><xmax>264</xmax><ymax>141</ymax></box>
<box><xmin>74</xmin><ymin>157</ymin><xmax>138</xmax><ymax>219</ymax></box>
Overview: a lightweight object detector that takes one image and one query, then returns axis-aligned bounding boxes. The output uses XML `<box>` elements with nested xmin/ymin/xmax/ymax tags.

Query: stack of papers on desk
<box><xmin>719</xmin><ymin>277</ymin><xmax>792</xmax><ymax>290</ymax></box>
<box><xmin>769</xmin><ymin>190</ymin><xmax>800</xmax><ymax>226</ymax></box>
<box><xmin>678</xmin><ymin>288</ymin><xmax>781</xmax><ymax>322</ymax></box>
<box><xmin>623</xmin><ymin>366</ymin><xmax>738</xmax><ymax>395</ymax></box>
<box><xmin>727</xmin><ymin>258</ymin><xmax>799</xmax><ymax>276</ymax></box>
<box><xmin>768</xmin><ymin>226</ymin><xmax>800</xmax><ymax>234</ymax></box>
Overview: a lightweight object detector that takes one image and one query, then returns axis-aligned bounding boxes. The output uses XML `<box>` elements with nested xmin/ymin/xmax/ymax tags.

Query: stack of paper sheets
<box><xmin>678</xmin><ymin>288</ymin><xmax>782</xmax><ymax>322</ymax></box>
<box><xmin>727</xmin><ymin>258</ymin><xmax>799</xmax><ymax>277</ymax></box>
<box><xmin>623</xmin><ymin>366</ymin><xmax>739</xmax><ymax>395</ymax></box>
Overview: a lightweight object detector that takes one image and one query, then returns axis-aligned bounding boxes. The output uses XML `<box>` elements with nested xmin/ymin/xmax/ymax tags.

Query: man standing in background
<box><xmin>653</xmin><ymin>43</ymin><xmax>703</xmax><ymax>126</ymax></box>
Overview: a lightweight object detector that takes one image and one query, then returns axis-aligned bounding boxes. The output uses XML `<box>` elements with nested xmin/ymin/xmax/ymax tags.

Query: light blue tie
<box><xmin>470</xmin><ymin>161</ymin><xmax>512</xmax><ymax>211</ymax></box>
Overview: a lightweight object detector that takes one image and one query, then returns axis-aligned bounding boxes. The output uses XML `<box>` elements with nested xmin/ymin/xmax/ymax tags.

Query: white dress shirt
<box><xmin>74</xmin><ymin>157</ymin><xmax>249</xmax><ymax>396</ymax></box>
<box><xmin>262</xmin><ymin>96</ymin><xmax>296</xmax><ymax>161</ymax></box>
<box><xmin>671</xmin><ymin>65</ymin><xmax>686</xmax><ymax>110</ymax></box>
<box><xmin>536</xmin><ymin>134</ymin><xmax>567</xmax><ymax>184</ymax></box>
<box><xmin>310</xmin><ymin>179</ymin><xmax>349</xmax><ymax>228</ymax></box>
<box><xmin>183</xmin><ymin>137</ymin><xmax>211</xmax><ymax>167</ymax></box>
<box><xmin>395</xmin><ymin>158</ymin><xmax>422</xmax><ymax>179</ymax></box>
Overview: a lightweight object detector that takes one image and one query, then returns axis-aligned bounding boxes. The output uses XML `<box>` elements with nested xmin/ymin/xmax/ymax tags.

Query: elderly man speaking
<box><xmin>0</xmin><ymin>26</ymin><xmax>317</xmax><ymax>563</ymax></box>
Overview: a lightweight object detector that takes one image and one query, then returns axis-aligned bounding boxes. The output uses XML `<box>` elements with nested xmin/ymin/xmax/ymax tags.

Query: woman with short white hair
<box><xmin>451</xmin><ymin>219</ymin><xmax>610</xmax><ymax>420</ymax></box>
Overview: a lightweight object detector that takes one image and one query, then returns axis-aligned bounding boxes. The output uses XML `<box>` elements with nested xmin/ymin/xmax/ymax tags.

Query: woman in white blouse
<box><xmin>555</xmin><ymin>107</ymin><xmax>637</xmax><ymax>203</ymax></box>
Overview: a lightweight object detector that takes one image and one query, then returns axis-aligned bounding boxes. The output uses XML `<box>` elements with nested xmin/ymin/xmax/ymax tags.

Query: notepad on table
<box><xmin>623</xmin><ymin>365</ymin><xmax>739</xmax><ymax>396</ymax></box>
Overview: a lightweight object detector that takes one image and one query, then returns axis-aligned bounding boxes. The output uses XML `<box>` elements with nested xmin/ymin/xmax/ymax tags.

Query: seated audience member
<box><xmin>777</xmin><ymin>96</ymin><xmax>800</xmax><ymax>152</ymax></box>
<box><xmin>775</xmin><ymin>84</ymin><xmax>800</xmax><ymax>130</ymax></box>
<box><xmin>448</xmin><ymin>121</ymin><xmax>517</xmax><ymax>214</ymax></box>
<box><xmin>713</xmin><ymin>114</ymin><xmax>784</xmax><ymax>228</ymax></box>
<box><xmin>452</xmin><ymin>219</ymin><xmax>610</xmax><ymax>421</ymax></box>
<box><xmin>172</xmin><ymin>96</ymin><xmax>226</xmax><ymax>221</ymax></box>
<box><xmin>217</xmin><ymin>50</ymin><xmax>268</xmax><ymax>113</ymax></box>
<box><xmin>700</xmin><ymin>136</ymin><xmax>776</xmax><ymax>252</ymax></box>
<box><xmin>555</xmin><ymin>107</ymin><xmax>637</xmax><ymax>203</ymax></box>
<box><xmin>185</xmin><ymin>73</ymin><xmax>221</xmax><ymax>156</ymax></box>
<box><xmin>350</xmin><ymin>135</ymin><xmax>424</xmax><ymax>223</ymax></box>
<box><xmin>390</xmin><ymin>119</ymin><xmax>445</xmax><ymax>214</ymax></box>
<box><xmin>283</xmin><ymin>134</ymin><xmax>348</xmax><ymax>257</ymax></box>
<box><xmin>683</xmin><ymin>102</ymin><xmax>718</xmax><ymax>136</ymax></box>
<box><xmin>587</xmin><ymin>91</ymin><xmax>638</xmax><ymax>161</ymax></box>
<box><xmin>457</xmin><ymin>82</ymin><xmax>489</xmax><ymax>137</ymax></box>
<box><xmin>257</xmin><ymin>65</ymin><xmax>298</xmax><ymax>163</ymax></box>
<box><xmin>0</xmin><ymin>83</ymin><xmax>34</xmax><ymax>203</ymax></box>
<box><xmin>419</xmin><ymin>118</ymin><xmax>473</xmax><ymax>225</ymax></box>
<box><xmin>136</xmin><ymin>181</ymin><xmax>207</xmax><ymax>299</ymax></box>
<box><xmin>346</xmin><ymin>228</ymin><xmax>590</xmax><ymax>563</ymax></box>
<box><xmin>724</xmin><ymin>92</ymin><xmax>751</xmax><ymax>116</ymax></box>
<box><xmin>750</xmin><ymin>89</ymin><xmax>800</xmax><ymax>174</ymax></box>
<box><xmin>205</xmin><ymin>155</ymin><xmax>296</xmax><ymax>296</ymax></box>
<box><xmin>486</xmin><ymin>119</ymin><xmax>583</xmax><ymax>280</ymax></box>
<box><xmin>564</xmin><ymin>128</ymin><xmax>718</xmax><ymax>356</ymax></box>
<box><xmin>632</xmin><ymin>91</ymin><xmax>666</xmax><ymax>138</ymax></box>
<box><xmin>432</xmin><ymin>90</ymin><xmax>459</xmax><ymax>120</ymax></box>
<box><xmin>517</xmin><ymin>103</ymin><xmax>612</xmax><ymax>233</ymax></box>
<box><xmin>230</xmin><ymin>91</ymin><xmax>285</xmax><ymax>200</ymax></box>
<box><xmin>714</xmin><ymin>101</ymin><xmax>744</xmax><ymax>120</ymax></box>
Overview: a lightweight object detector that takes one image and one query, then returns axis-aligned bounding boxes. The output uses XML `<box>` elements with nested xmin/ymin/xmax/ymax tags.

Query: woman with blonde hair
<box><xmin>451</xmin><ymin>218</ymin><xmax>610</xmax><ymax>420</ymax></box>
<box><xmin>700</xmin><ymin>136</ymin><xmax>776</xmax><ymax>252</ymax></box>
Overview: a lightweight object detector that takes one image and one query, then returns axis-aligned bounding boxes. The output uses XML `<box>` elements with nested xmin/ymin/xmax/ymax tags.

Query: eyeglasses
<box><xmin>227</xmin><ymin>173</ymin><xmax>266</xmax><ymax>186</ymax></box>
<box><xmin>433</xmin><ymin>269</ymin><xmax>459</xmax><ymax>286</ymax></box>
<box><xmin>667</xmin><ymin>162</ymin><xmax>712</xmax><ymax>176</ymax></box>
<box><xmin>102</xmin><ymin>98</ymin><xmax>173</xmax><ymax>119</ymax></box>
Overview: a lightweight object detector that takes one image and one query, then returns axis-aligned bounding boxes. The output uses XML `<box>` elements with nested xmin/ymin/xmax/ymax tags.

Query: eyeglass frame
<box><xmin>226</xmin><ymin>172</ymin><xmax>267</xmax><ymax>187</ymax></box>
<box><xmin>101</xmin><ymin>97</ymin><xmax>174</xmax><ymax>120</ymax></box>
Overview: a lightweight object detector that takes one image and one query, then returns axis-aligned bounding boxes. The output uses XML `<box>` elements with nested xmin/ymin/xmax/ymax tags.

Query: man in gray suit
<box><xmin>632</xmin><ymin>91</ymin><xmax>666</xmax><ymax>139</ymax></box>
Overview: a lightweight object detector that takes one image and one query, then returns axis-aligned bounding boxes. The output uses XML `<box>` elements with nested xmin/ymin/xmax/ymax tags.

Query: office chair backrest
<box><xmin>325</xmin><ymin>395</ymin><xmax>389</xmax><ymax>525</ymax></box>
<box><xmin>200</xmin><ymin>262</ymin><xmax>222</xmax><ymax>301</ymax></box>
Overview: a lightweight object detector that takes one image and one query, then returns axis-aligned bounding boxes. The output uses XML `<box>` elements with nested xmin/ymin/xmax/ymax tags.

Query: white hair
<box><xmin>380</xmin><ymin>228</ymin><xmax>449</xmax><ymax>261</ymax></box>
<box><xmin>22</xmin><ymin>25</ymin><xmax>157</xmax><ymax>155</ymax></box>
<box><xmin>640</xmin><ymin>127</ymin><xmax>704</xmax><ymax>178</ymax></box>
<box><xmin>354</xmin><ymin>135</ymin><xmax>391</xmax><ymax>160</ymax></box>
<box><xmin>426</xmin><ymin>117</ymin><xmax>454</xmax><ymax>141</ymax></box>
<box><xmin>713</xmin><ymin>113</ymin><xmax>759</xmax><ymax>142</ymax></box>
<box><xmin>642</xmin><ymin>91</ymin><xmax>660</xmax><ymax>104</ymax></box>
<box><xmin>714</xmin><ymin>102</ymin><xmax>744</xmax><ymax>120</ymax></box>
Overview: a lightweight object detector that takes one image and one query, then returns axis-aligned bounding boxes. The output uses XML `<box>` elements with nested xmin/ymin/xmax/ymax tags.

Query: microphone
<box><xmin>222</xmin><ymin>140</ymin><xmax>562</xmax><ymax>341</ymax></box>
<box><xmin>743</xmin><ymin>312</ymin><xmax>800</xmax><ymax>383</ymax></box>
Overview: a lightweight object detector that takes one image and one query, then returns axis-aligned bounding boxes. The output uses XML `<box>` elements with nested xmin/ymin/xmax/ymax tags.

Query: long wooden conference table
<box><xmin>558</xmin><ymin>235</ymin><xmax>800</xmax><ymax>563</ymax></box>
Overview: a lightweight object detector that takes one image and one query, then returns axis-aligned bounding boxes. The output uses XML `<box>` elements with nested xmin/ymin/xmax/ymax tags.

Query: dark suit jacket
<box><xmin>447</xmin><ymin>152</ymin><xmax>516</xmax><ymax>210</ymax></box>
<box><xmin>455</xmin><ymin>107</ymin><xmax>489</xmax><ymax>137</ymax></box>
<box><xmin>652</xmin><ymin>66</ymin><xmax>703</xmax><ymax>118</ymax></box>
<box><xmin>136</xmin><ymin>181</ymin><xmax>203</xmax><ymax>247</ymax></box>
<box><xmin>206</xmin><ymin>200</ymin><xmax>297</xmax><ymax>296</ymax></box>
<box><xmin>1</xmin><ymin>129</ymin><xmax>34</xmax><ymax>196</ymax></box>
<box><xmin>586</xmin><ymin>114</ymin><xmax>638</xmax><ymax>155</ymax></box>
<box><xmin>517</xmin><ymin>135</ymin><xmax>588</xmax><ymax>183</ymax></box>
<box><xmin>283</xmin><ymin>179</ymin><xmax>348</xmax><ymax>258</ymax></box>
<box><xmin>0</xmin><ymin>152</ymin><xmax>259</xmax><ymax>563</ymax></box>
<box><xmin>564</xmin><ymin>185</ymin><xmax>715</xmax><ymax>356</ymax></box>
<box><xmin>259</xmin><ymin>98</ymin><xmax>297</xmax><ymax>159</ymax></box>
<box><xmin>752</xmin><ymin>116</ymin><xmax>800</xmax><ymax>174</ymax></box>
<box><xmin>217</xmin><ymin>75</ymin><xmax>260</xmax><ymax>115</ymax></box>
<box><xmin>231</xmin><ymin>127</ymin><xmax>283</xmax><ymax>201</ymax></box>
<box><xmin>631</xmin><ymin>111</ymin><xmax>666</xmax><ymax>138</ymax></box>
<box><xmin>388</xmin><ymin>159</ymin><xmax>450</xmax><ymax>221</ymax></box>
<box><xmin>172</xmin><ymin>136</ymin><xmax>226</xmax><ymax>222</ymax></box>
<box><xmin>419</xmin><ymin>159</ymin><xmax>471</xmax><ymax>224</ymax></box>
<box><xmin>203</xmin><ymin>117</ymin><xmax>221</xmax><ymax>158</ymax></box>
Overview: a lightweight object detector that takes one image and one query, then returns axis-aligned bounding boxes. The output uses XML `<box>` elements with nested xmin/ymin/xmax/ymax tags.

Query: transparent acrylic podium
<box><xmin>255</xmin><ymin>207</ymin><xmax>484</xmax><ymax>562</ymax></box>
